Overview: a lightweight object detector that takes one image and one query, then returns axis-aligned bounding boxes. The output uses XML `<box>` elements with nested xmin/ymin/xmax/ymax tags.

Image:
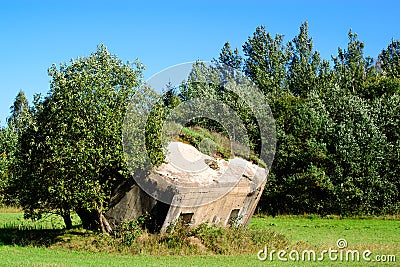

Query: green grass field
<box><xmin>0</xmin><ymin>212</ymin><xmax>398</xmax><ymax>266</ymax></box>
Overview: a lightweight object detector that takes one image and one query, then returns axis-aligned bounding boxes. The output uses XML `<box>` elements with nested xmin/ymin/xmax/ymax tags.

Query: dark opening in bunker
<box><xmin>228</xmin><ymin>208</ymin><xmax>240</xmax><ymax>226</ymax></box>
<box><xmin>179</xmin><ymin>212</ymin><xmax>194</xmax><ymax>225</ymax></box>
<box><xmin>148</xmin><ymin>201</ymin><xmax>170</xmax><ymax>233</ymax></box>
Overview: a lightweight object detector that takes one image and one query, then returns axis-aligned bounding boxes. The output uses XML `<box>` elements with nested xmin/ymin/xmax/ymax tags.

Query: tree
<box><xmin>287</xmin><ymin>22</ymin><xmax>322</xmax><ymax>97</ymax></box>
<box><xmin>377</xmin><ymin>39</ymin><xmax>400</xmax><ymax>78</ymax></box>
<box><xmin>214</xmin><ymin>42</ymin><xmax>244</xmax><ymax>84</ymax></box>
<box><xmin>322</xmin><ymin>89</ymin><xmax>392</xmax><ymax>214</ymax></box>
<box><xmin>179</xmin><ymin>61</ymin><xmax>269</xmax><ymax>156</ymax></box>
<box><xmin>263</xmin><ymin>91</ymin><xmax>334</xmax><ymax>214</ymax></box>
<box><xmin>332</xmin><ymin>30</ymin><xmax>375</xmax><ymax>94</ymax></box>
<box><xmin>248</xmin><ymin>23</ymin><xmax>399</xmax><ymax>215</ymax></box>
<box><xmin>8</xmin><ymin>91</ymin><xmax>31</xmax><ymax>133</ymax></box>
<box><xmin>218</xmin><ymin>42</ymin><xmax>242</xmax><ymax>70</ymax></box>
<box><xmin>371</xmin><ymin>93</ymin><xmax>400</xmax><ymax>213</ymax></box>
<box><xmin>1</xmin><ymin>91</ymin><xmax>32</xmax><ymax>205</ymax></box>
<box><xmin>16</xmin><ymin>45</ymin><xmax>143</xmax><ymax>231</ymax></box>
<box><xmin>362</xmin><ymin>75</ymin><xmax>400</xmax><ymax>99</ymax></box>
<box><xmin>243</xmin><ymin>25</ymin><xmax>288</xmax><ymax>96</ymax></box>
<box><xmin>0</xmin><ymin>126</ymin><xmax>18</xmax><ymax>205</ymax></box>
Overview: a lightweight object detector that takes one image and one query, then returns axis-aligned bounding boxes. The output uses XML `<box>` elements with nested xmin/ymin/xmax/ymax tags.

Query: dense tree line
<box><xmin>0</xmin><ymin>22</ymin><xmax>399</xmax><ymax>231</ymax></box>
<box><xmin>238</xmin><ymin>22</ymin><xmax>400</xmax><ymax>215</ymax></box>
<box><xmin>171</xmin><ymin>22</ymin><xmax>400</xmax><ymax>215</ymax></box>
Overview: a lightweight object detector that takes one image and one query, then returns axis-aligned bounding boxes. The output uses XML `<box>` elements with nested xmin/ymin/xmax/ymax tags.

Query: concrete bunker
<box><xmin>105</xmin><ymin>142</ymin><xmax>268</xmax><ymax>232</ymax></box>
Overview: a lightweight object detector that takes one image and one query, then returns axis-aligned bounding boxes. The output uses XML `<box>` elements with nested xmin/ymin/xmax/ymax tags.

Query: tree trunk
<box><xmin>100</xmin><ymin>213</ymin><xmax>113</xmax><ymax>234</ymax></box>
<box><xmin>76</xmin><ymin>207</ymin><xmax>113</xmax><ymax>234</ymax></box>
<box><xmin>62</xmin><ymin>213</ymin><xmax>73</xmax><ymax>230</ymax></box>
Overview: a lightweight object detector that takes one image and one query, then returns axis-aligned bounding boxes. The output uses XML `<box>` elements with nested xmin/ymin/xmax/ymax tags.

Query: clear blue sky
<box><xmin>1</xmin><ymin>0</ymin><xmax>399</xmax><ymax>125</ymax></box>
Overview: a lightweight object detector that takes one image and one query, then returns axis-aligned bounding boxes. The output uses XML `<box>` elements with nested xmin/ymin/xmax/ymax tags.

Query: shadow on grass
<box><xmin>0</xmin><ymin>226</ymin><xmax>85</xmax><ymax>247</ymax></box>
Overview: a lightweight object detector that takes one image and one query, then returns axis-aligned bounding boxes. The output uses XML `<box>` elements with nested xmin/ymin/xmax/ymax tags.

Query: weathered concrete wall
<box><xmin>105</xmin><ymin>181</ymin><xmax>157</xmax><ymax>230</ymax></box>
<box><xmin>160</xmin><ymin>176</ymin><xmax>265</xmax><ymax>231</ymax></box>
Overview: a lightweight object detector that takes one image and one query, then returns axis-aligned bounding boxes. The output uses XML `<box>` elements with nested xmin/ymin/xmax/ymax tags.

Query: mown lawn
<box><xmin>250</xmin><ymin>215</ymin><xmax>399</xmax><ymax>266</ymax></box>
<box><xmin>0</xmin><ymin>247</ymin><xmax>259</xmax><ymax>267</ymax></box>
<box><xmin>250</xmin><ymin>215</ymin><xmax>400</xmax><ymax>251</ymax></box>
<box><xmin>0</xmin><ymin>212</ymin><xmax>398</xmax><ymax>266</ymax></box>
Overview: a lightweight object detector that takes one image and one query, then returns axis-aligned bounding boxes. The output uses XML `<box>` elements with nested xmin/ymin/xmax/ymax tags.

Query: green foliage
<box><xmin>287</xmin><ymin>22</ymin><xmax>323</xmax><ymax>97</ymax></box>
<box><xmin>372</xmin><ymin>93</ymin><xmax>400</xmax><ymax>212</ymax></box>
<box><xmin>178</xmin><ymin>61</ymin><xmax>269</xmax><ymax>160</ymax></box>
<box><xmin>174</xmin><ymin>24</ymin><xmax>400</xmax><ymax>216</ymax></box>
<box><xmin>14</xmin><ymin>45</ymin><xmax>143</xmax><ymax>230</ymax></box>
<box><xmin>1</xmin><ymin>91</ymin><xmax>32</xmax><ymax>206</ymax></box>
<box><xmin>377</xmin><ymin>39</ymin><xmax>400</xmax><ymax>78</ymax></box>
<box><xmin>122</xmin><ymin>84</ymin><xmax>167</xmax><ymax>174</ymax></box>
<box><xmin>362</xmin><ymin>75</ymin><xmax>400</xmax><ymax>99</ymax></box>
<box><xmin>218</xmin><ymin>42</ymin><xmax>242</xmax><ymax>70</ymax></box>
<box><xmin>0</xmin><ymin>127</ymin><xmax>18</xmax><ymax>204</ymax></box>
<box><xmin>115</xmin><ymin>219</ymin><xmax>144</xmax><ymax>247</ymax></box>
<box><xmin>263</xmin><ymin>87</ymin><xmax>399</xmax><ymax>215</ymax></box>
<box><xmin>332</xmin><ymin>30</ymin><xmax>375</xmax><ymax>94</ymax></box>
<box><xmin>264</xmin><ymin>92</ymin><xmax>334</xmax><ymax>214</ymax></box>
<box><xmin>324</xmin><ymin>90</ymin><xmax>393</xmax><ymax>214</ymax></box>
<box><xmin>178</xmin><ymin>126</ymin><xmax>230</xmax><ymax>159</ymax></box>
<box><xmin>145</xmin><ymin>102</ymin><xmax>168</xmax><ymax>167</ymax></box>
<box><xmin>162</xmin><ymin>222</ymin><xmax>288</xmax><ymax>255</ymax></box>
<box><xmin>176</xmin><ymin>126</ymin><xmax>265</xmax><ymax>166</ymax></box>
<box><xmin>240</xmin><ymin>23</ymin><xmax>400</xmax><ymax>216</ymax></box>
<box><xmin>243</xmin><ymin>25</ymin><xmax>288</xmax><ymax>96</ymax></box>
<box><xmin>7</xmin><ymin>91</ymin><xmax>32</xmax><ymax>133</ymax></box>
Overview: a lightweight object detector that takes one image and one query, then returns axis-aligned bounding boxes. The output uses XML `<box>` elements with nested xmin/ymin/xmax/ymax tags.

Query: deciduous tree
<box><xmin>243</xmin><ymin>26</ymin><xmax>288</xmax><ymax>96</ymax></box>
<box><xmin>16</xmin><ymin>45</ymin><xmax>143</xmax><ymax>231</ymax></box>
